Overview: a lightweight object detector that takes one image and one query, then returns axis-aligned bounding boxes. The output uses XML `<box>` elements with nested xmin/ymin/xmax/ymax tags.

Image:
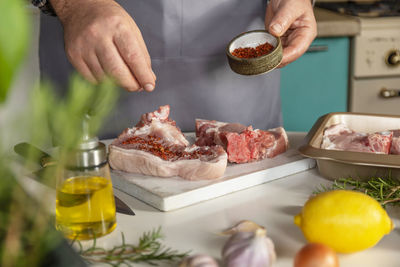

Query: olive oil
<box><xmin>56</xmin><ymin>176</ymin><xmax>116</xmax><ymax>240</ymax></box>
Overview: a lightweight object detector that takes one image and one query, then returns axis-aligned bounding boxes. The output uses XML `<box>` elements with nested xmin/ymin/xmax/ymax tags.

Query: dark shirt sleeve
<box><xmin>31</xmin><ymin>0</ymin><xmax>56</xmax><ymax>16</ymax></box>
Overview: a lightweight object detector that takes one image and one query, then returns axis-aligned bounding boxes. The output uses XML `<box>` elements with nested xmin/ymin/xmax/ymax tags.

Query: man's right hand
<box><xmin>51</xmin><ymin>0</ymin><xmax>156</xmax><ymax>92</ymax></box>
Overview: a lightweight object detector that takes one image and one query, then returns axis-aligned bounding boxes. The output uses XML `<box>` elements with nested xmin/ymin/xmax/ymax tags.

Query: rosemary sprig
<box><xmin>74</xmin><ymin>227</ymin><xmax>189</xmax><ymax>266</ymax></box>
<box><xmin>314</xmin><ymin>176</ymin><xmax>400</xmax><ymax>208</ymax></box>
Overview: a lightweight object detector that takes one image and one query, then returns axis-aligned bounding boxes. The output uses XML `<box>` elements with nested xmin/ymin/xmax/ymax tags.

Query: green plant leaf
<box><xmin>0</xmin><ymin>0</ymin><xmax>30</xmax><ymax>103</ymax></box>
<box><xmin>0</xmin><ymin>74</ymin><xmax>118</xmax><ymax>266</ymax></box>
<box><xmin>24</xmin><ymin>74</ymin><xmax>118</xmax><ymax>150</ymax></box>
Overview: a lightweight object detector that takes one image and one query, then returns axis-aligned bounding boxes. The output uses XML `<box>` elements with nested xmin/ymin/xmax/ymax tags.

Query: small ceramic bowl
<box><xmin>226</xmin><ymin>30</ymin><xmax>282</xmax><ymax>76</ymax></box>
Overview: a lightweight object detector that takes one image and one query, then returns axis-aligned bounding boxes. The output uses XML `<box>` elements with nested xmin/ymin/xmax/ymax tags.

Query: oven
<box><xmin>350</xmin><ymin>16</ymin><xmax>400</xmax><ymax>115</ymax></box>
<box><xmin>316</xmin><ymin>0</ymin><xmax>400</xmax><ymax>115</ymax></box>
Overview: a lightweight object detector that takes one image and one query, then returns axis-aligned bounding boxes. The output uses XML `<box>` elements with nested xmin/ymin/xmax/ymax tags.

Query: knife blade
<box><xmin>114</xmin><ymin>195</ymin><xmax>135</xmax><ymax>216</ymax></box>
<box><xmin>15</xmin><ymin>142</ymin><xmax>135</xmax><ymax>216</ymax></box>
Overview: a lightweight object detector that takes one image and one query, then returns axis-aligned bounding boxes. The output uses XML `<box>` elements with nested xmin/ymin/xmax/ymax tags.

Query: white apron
<box><xmin>39</xmin><ymin>0</ymin><xmax>282</xmax><ymax>138</ymax></box>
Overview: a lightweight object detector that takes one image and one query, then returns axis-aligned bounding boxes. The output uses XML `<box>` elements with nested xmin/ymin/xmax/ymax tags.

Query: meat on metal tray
<box><xmin>299</xmin><ymin>112</ymin><xmax>400</xmax><ymax>181</ymax></box>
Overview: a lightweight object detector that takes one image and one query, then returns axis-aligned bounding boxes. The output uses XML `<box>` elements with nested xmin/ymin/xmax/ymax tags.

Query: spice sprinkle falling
<box><xmin>231</xmin><ymin>42</ymin><xmax>274</xmax><ymax>59</ymax></box>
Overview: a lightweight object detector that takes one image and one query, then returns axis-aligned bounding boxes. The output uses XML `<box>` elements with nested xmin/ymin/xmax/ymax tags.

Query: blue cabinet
<box><xmin>280</xmin><ymin>37</ymin><xmax>349</xmax><ymax>132</ymax></box>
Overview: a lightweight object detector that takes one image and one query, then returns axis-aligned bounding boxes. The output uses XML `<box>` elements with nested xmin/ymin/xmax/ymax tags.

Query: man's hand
<box><xmin>51</xmin><ymin>0</ymin><xmax>156</xmax><ymax>92</ymax></box>
<box><xmin>265</xmin><ymin>0</ymin><xmax>317</xmax><ymax>67</ymax></box>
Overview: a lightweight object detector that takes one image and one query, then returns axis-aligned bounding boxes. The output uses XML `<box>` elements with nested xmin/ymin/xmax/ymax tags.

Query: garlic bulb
<box><xmin>221</xmin><ymin>220</ymin><xmax>265</xmax><ymax>236</ymax></box>
<box><xmin>179</xmin><ymin>254</ymin><xmax>219</xmax><ymax>267</ymax></box>
<box><xmin>222</xmin><ymin>228</ymin><xmax>276</xmax><ymax>267</ymax></box>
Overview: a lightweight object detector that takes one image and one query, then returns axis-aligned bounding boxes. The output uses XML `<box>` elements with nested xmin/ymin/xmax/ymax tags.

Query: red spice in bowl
<box><xmin>226</xmin><ymin>30</ymin><xmax>282</xmax><ymax>75</ymax></box>
<box><xmin>231</xmin><ymin>42</ymin><xmax>274</xmax><ymax>59</ymax></box>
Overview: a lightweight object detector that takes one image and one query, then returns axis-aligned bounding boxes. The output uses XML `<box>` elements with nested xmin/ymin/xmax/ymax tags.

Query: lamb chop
<box><xmin>390</xmin><ymin>130</ymin><xmax>400</xmax><ymax>155</ymax></box>
<box><xmin>195</xmin><ymin>119</ymin><xmax>289</xmax><ymax>163</ymax></box>
<box><xmin>108</xmin><ymin>105</ymin><xmax>227</xmax><ymax>180</ymax></box>
<box><xmin>321</xmin><ymin>124</ymin><xmax>393</xmax><ymax>154</ymax></box>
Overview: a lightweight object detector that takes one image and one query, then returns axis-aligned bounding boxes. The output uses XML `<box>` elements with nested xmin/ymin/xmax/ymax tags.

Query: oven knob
<box><xmin>380</xmin><ymin>87</ymin><xmax>400</xmax><ymax>98</ymax></box>
<box><xmin>386</xmin><ymin>50</ymin><xmax>400</xmax><ymax>66</ymax></box>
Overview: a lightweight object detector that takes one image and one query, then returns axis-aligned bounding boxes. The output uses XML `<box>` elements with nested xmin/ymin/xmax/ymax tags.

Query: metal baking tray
<box><xmin>299</xmin><ymin>112</ymin><xmax>400</xmax><ymax>180</ymax></box>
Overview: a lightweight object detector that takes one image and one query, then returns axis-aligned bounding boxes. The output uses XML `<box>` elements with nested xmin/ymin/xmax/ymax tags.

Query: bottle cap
<box><xmin>66</xmin><ymin>113</ymin><xmax>108</xmax><ymax>168</ymax></box>
<box><xmin>66</xmin><ymin>138</ymin><xmax>107</xmax><ymax>168</ymax></box>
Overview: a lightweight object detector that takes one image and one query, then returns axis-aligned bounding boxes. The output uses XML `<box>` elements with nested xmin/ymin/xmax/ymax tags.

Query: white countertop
<box><xmin>85</xmin><ymin>167</ymin><xmax>400</xmax><ymax>267</ymax></box>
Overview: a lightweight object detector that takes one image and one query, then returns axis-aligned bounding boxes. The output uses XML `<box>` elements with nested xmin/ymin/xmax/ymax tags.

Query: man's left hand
<box><xmin>265</xmin><ymin>0</ymin><xmax>317</xmax><ymax>67</ymax></box>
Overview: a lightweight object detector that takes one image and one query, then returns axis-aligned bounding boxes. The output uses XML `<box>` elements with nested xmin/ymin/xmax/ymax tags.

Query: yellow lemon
<box><xmin>294</xmin><ymin>190</ymin><xmax>394</xmax><ymax>253</ymax></box>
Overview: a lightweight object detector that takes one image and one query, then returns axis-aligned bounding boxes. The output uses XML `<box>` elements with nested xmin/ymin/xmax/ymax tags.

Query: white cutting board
<box><xmin>107</xmin><ymin>132</ymin><xmax>315</xmax><ymax>211</ymax></box>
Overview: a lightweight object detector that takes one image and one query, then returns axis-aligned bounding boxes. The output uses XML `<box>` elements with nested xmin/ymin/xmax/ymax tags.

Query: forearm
<box><xmin>48</xmin><ymin>0</ymin><xmax>67</xmax><ymax>17</ymax></box>
<box><xmin>48</xmin><ymin>0</ymin><xmax>83</xmax><ymax>23</ymax></box>
<box><xmin>31</xmin><ymin>0</ymin><xmax>78</xmax><ymax>18</ymax></box>
<box><xmin>49</xmin><ymin>0</ymin><xmax>116</xmax><ymax>24</ymax></box>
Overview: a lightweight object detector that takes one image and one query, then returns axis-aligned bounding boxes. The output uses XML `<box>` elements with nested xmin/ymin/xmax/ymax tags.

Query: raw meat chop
<box><xmin>321</xmin><ymin>124</ymin><xmax>393</xmax><ymax>154</ymax></box>
<box><xmin>390</xmin><ymin>130</ymin><xmax>400</xmax><ymax>155</ymax></box>
<box><xmin>195</xmin><ymin>119</ymin><xmax>289</xmax><ymax>163</ymax></box>
<box><xmin>108</xmin><ymin>106</ymin><xmax>227</xmax><ymax>180</ymax></box>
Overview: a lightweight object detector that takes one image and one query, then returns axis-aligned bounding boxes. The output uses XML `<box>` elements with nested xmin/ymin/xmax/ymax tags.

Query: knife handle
<box><xmin>14</xmin><ymin>142</ymin><xmax>55</xmax><ymax>167</ymax></box>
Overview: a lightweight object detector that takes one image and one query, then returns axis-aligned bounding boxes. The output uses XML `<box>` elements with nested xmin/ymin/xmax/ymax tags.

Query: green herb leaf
<box><xmin>26</xmin><ymin>74</ymin><xmax>118</xmax><ymax>151</ymax></box>
<box><xmin>0</xmin><ymin>0</ymin><xmax>29</xmax><ymax>102</ymax></box>
<box><xmin>314</xmin><ymin>175</ymin><xmax>400</xmax><ymax>208</ymax></box>
<box><xmin>76</xmin><ymin>227</ymin><xmax>189</xmax><ymax>266</ymax></box>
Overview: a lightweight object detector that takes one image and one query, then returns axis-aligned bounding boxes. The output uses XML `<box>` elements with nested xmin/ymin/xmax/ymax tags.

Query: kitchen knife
<box><xmin>114</xmin><ymin>195</ymin><xmax>135</xmax><ymax>216</ymax></box>
<box><xmin>14</xmin><ymin>142</ymin><xmax>56</xmax><ymax>168</ymax></box>
<box><xmin>14</xmin><ymin>142</ymin><xmax>135</xmax><ymax>216</ymax></box>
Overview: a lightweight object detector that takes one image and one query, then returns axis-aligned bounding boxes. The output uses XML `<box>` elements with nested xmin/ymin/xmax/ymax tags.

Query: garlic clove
<box><xmin>222</xmin><ymin>228</ymin><xmax>276</xmax><ymax>267</ymax></box>
<box><xmin>220</xmin><ymin>220</ymin><xmax>265</xmax><ymax>236</ymax></box>
<box><xmin>179</xmin><ymin>254</ymin><xmax>219</xmax><ymax>267</ymax></box>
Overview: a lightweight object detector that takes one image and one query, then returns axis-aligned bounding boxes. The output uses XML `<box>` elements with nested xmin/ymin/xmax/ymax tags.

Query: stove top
<box><xmin>316</xmin><ymin>1</ymin><xmax>400</xmax><ymax>17</ymax></box>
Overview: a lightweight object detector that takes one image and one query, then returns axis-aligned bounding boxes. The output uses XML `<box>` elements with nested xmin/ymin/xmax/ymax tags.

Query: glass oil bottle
<box><xmin>55</xmin><ymin>137</ymin><xmax>116</xmax><ymax>240</ymax></box>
